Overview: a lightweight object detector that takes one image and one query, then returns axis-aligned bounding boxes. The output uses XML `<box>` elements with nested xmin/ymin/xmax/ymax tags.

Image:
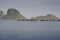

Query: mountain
<box><xmin>2</xmin><ymin>8</ymin><xmax>25</xmax><ymax>20</ymax></box>
<box><xmin>0</xmin><ymin>11</ymin><xmax>4</xmax><ymax>19</ymax></box>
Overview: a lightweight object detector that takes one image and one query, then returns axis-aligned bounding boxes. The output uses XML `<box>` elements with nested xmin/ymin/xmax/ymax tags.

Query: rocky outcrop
<box><xmin>2</xmin><ymin>8</ymin><xmax>25</xmax><ymax>20</ymax></box>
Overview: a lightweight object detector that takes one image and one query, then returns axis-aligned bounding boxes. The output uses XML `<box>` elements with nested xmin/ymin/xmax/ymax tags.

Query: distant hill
<box><xmin>31</xmin><ymin>14</ymin><xmax>59</xmax><ymax>20</ymax></box>
<box><xmin>2</xmin><ymin>8</ymin><xmax>25</xmax><ymax>20</ymax></box>
<box><xmin>0</xmin><ymin>11</ymin><xmax>4</xmax><ymax>19</ymax></box>
<box><xmin>46</xmin><ymin>14</ymin><xmax>58</xmax><ymax>18</ymax></box>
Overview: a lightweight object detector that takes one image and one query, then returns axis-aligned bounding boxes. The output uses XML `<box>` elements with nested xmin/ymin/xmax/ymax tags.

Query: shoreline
<box><xmin>17</xmin><ymin>19</ymin><xmax>60</xmax><ymax>21</ymax></box>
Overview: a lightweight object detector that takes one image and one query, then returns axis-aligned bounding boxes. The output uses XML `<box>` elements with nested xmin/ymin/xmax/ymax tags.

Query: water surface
<box><xmin>0</xmin><ymin>20</ymin><xmax>60</xmax><ymax>40</ymax></box>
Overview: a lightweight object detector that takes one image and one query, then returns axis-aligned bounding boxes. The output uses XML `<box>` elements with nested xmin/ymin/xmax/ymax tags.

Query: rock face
<box><xmin>2</xmin><ymin>8</ymin><xmax>25</xmax><ymax>19</ymax></box>
<box><xmin>0</xmin><ymin>11</ymin><xmax>4</xmax><ymax>19</ymax></box>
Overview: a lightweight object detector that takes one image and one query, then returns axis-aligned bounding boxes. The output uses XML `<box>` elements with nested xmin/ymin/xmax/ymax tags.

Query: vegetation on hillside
<box><xmin>2</xmin><ymin>8</ymin><xmax>25</xmax><ymax>19</ymax></box>
<box><xmin>0</xmin><ymin>11</ymin><xmax>4</xmax><ymax>19</ymax></box>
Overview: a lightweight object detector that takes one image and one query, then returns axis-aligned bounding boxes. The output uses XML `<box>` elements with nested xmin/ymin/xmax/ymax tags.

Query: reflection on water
<box><xmin>0</xmin><ymin>20</ymin><xmax>60</xmax><ymax>40</ymax></box>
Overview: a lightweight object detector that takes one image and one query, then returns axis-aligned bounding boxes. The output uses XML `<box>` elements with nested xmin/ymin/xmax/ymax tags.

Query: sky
<box><xmin>0</xmin><ymin>0</ymin><xmax>60</xmax><ymax>18</ymax></box>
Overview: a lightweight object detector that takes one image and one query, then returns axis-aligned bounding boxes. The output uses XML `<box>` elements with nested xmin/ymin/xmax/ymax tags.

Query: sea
<box><xmin>0</xmin><ymin>20</ymin><xmax>60</xmax><ymax>40</ymax></box>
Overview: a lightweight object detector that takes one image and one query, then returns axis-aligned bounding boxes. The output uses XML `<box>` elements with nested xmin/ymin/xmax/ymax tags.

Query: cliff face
<box><xmin>0</xmin><ymin>11</ymin><xmax>4</xmax><ymax>19</ymax></box>
<box><xmin>2</xmin><ymin>8</ymin><xmax>25</xmax><ymax>19</ymax></box>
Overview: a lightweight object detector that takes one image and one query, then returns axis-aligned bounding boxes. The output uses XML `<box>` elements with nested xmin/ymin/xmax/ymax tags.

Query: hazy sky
<box><xmin>0</xmin><ymin>0</ymin><xmax>60</xmax><ymax>18</ymax></box>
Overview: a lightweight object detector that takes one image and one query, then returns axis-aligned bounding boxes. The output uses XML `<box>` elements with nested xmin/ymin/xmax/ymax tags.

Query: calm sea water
<box><xmin>0</xmin><ymin>20</ymin><xmax>60</xmax><ymax>40</ymax></box>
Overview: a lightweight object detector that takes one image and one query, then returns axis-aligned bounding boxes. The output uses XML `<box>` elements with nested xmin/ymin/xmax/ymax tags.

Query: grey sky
<box><xmin>0</xmin><ymin>0</ymin><xmax>60</xmax><ymax>18</ymax></box>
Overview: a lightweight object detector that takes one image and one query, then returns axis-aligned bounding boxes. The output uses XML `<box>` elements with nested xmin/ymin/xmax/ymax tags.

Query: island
<box><xmin>2</xmin><ymin>8</ymin><xmax>26</xmax><ymax>20</ymax></box>
<box><xmin>17</xmin><ymin>14</ymin><xmax>60</xmax><ymax>21</ymax></box>
<box><xmin>31</xmin><ymin>14</ymin><xmax>60</xmax><ymax>21</ymax></box>
<box><xmin>0</xmin><ymin>8</ymin><xmax>60</xmax><ymax>21</ymax></box>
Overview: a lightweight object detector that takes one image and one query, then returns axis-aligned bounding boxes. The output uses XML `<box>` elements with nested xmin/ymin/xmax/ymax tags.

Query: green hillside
<box><xmin>2</xmin><ymin>8</ymin><xmax>25</xmax><ymax>19</ymax></box>
<box><xmin>0</xmin><ymin>11</ymin><xmax>4</xmax><ymax>19</ymax></box>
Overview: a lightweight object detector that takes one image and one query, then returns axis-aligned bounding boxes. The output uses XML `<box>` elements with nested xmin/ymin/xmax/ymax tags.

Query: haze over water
<box><xmin>0</xmin><ymin>20</ymin><xmax>60</xmax><ymax>40</ymax></box>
